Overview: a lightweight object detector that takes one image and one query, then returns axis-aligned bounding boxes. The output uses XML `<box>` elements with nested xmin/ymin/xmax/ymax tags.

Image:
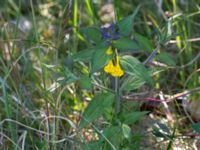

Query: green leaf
<box><xmin>102</xmin><ymin>126</ymin><xmax>121</xmax><ymax>139</ymax></box>
<box><xmin>80</xmin><ymin>75</ymin><xmax>92</xmax><ymax>90</ymax></box>
<box><xmin>134</xmin><ymin>32</ymin><xmax>154</xmax><ymax>52</ymax></box>
<box><xmin>79</xmin><ymin>92</ymin><xmax>114</xmax><ymax>129</ymax></box>
<box><xmin>121</xmin><ymin>55</ymin><xmax>154</xmax><ymax>85</ymax></box>
<box><xmin>191</xmin><ymin>123</ymin><xmax>200</xmax><ymax>134</ymax></box>
<box><xmin>72</xmin><ymin>48</ymin><xmax>95</xmax><ymax>62</ymax></box>
<box><xmin>84</xmin><ymin>141</ymin><xmax>103</xmax><ymax>150</ymax></box>
<box><xmin>120</xmin><ymin>76</ymin><xmax>145</xmax><ymax>92</ymax></box>
<box><xmin>117</xmin><ymin>6</ymin><xmax>140</xmax><ymax>36</ymax></box>
<box><xmin>50</xmin><ymin>67</ymin><xmax>78</xmax><ymax>92</ymax></box>
<box><xmin>101</xmin><ymin>126</ymin><xmax>121</xmax><ymax>149</ymax></box>
<box><xmin>112</xmin><ymin>38</ymin><xmax>140</xmax><ymax>51</ymax></box>
<box><xmin>122</xmin><ymin>124</ymin><xmax>131</xmax><ymax>139</ymax></box>
<box><xmin>79</xmin><ymin>27</ymin><xmax>102</xmax><ymax>43</ymax></box>
<box><xmin>90</xmin><ymin>46</ymin><xmax>111</xmax><ymax>74</ymax></box>
<box><xmin>167</xmin><ymin>127</ymin><xmax>176</xmax><ymax>150</ymax></box>
<box><xmin>123</xmin><ymin>111</ymin><xmax>149</xmax><ymax>125</ymax></box>
<box><xmin>62</xmin><ymin>67</ymin><xmax>79</xmax><ymax>84</ymax></box>
<box><xmin>156</xmin><ymin>52</ymin><xmax>176</xmax><ymax>66</ymax></box>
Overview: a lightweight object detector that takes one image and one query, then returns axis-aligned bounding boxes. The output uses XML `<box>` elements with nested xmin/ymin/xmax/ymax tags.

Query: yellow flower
<box><xmin>110</xmin><ymin>56</ymin><xmax>124</xmax><ymax>77</ymax></box>
<box><xmin>104</xmin><ymin>56</ymin><xmax>124</xmax><ymax>77</ymax></box>
<box><xmin>106</xmin><ymin>46</ymin><xmax>113</xmax><ymax>55</ymax></box>
<box><xmin>104</xmin><ymin>60</ymin><xmax>114</xmax><ymax>73</ymax></box>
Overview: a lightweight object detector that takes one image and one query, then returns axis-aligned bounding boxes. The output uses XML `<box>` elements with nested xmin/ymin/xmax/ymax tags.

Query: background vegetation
<box><xmin>0</xmin><ymin>0</ymin><xmax>200</xmax><ymax>149</ymax></box>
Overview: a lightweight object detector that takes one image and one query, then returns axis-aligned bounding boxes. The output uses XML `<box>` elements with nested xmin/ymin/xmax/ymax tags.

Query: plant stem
<box><xmin>115</xmin><ymin>77</ymin><xmax>120</xmax><ymax>114</ymax></box>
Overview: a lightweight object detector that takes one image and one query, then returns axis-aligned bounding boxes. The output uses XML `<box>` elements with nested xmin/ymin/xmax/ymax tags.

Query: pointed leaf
<box><xmin>156</xmin><ymin>52</ymin><xmax>176</xmax><ymax>66</ymax></box>
<box><xmin>79</xmin><ymin>27</ymin><xmax>102</xmax><ymax>43</ymax></box>
<box><xmin>62</xmin><ymin>67</ymin><xmax>79</xmax><ymax>84</ymax></box>
<box><xmin>124</xmin><ymin>111</ymin><xmax>149</xmax><ymax>125</ymax></box>
<box><xmin>101</xmin><ymin>126</ymin><xmax>121</xmax><ymax>149</ymax></box>
<box><xmin>72</xmin><ymin>48</ymin><xmax>95</xmax><ymax>62</ymax></box>
<box><xmin>121</xmin><ymin>55</ymin><xmax>154</xmax><ymax>85</ymax></box>
<box><xmin>80</xmin><ymin>75</ymin><xmax>92</xmax><ymax>90</ymax></box>
<box><xmin>102</xmin><ymin>126</ymin><xmax>121</xmax><ymax>139</ymax></box>
<box><xmin>90</xmin><ymin>46</ymin><xmax>111</xmax><ymax>74</ymax></box>
<box><xmin>112</xmin><ymin>38</ymin><xmax>140</xmax><ymax>51</ymax></box>
<box><xmin>134</xmin><ymin>32</ymin><xmax>154</xmax><ymax>52</ymax></box>
<box><xmin>79</xmin><ymin>93</ymin><xmax>114</xmax><ymax>129</ymax></box>
<box><xmin>122</xmin><ymin>124</ymin><xmax>131</xmax><ymax>139</ymax></box>
<box><xmin>120</xmin><ymin>76</ymin><xmax>145</xmax><ymax>92</ymax></box>
<box><xmin>117</xmin><ymin>6</ymin><xmax>140</xmax><ymax>36</ymax></box>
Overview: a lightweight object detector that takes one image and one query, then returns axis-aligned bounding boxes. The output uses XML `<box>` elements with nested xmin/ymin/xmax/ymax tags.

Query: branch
<box><xmin>122</xmin><ymin>87</ymin><xmax>200</xmax><ymax>103</ymax></box>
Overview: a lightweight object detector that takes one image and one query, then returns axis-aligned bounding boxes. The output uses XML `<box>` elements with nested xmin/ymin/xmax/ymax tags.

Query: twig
<box><xmin>154</xmin><ymin>0</ymin><xmax>167</xmax><ymax>21</ymax></box>
<box><xmin>122</xmin><ymin>87</ymin><xmax>200</xmax><ymax>103</ymax></box>
<box><xmin>0</xmin><ymin>132</ymin><xmax>21</xmax><ymax>150</ymax></box>
<box><xmin>169</xmin><ymin>37</ymin><xmax>200</xmax><ymax>43</ymax></box>
<box><xmin>143</xmin><ymin>45</ymin><xmax>160</xmax><ymax>65</ymax></box>
<box><xmin>92</xmin><ymin>82</ymin><xmax>115</xmax><ymax>93</ymax></box>
<box><xmin>150</xmin><ymin>51</ymin><xmax>200</xmax><ymax>69</ymax></box>
<box><xmin>159</xmin><ymin>91</ymin><xmax>174</xmax><ymax>122</ymax></box>
<box><xmin>165</xmin><ymin>87</ymin><xmax>200</xmax><ymax>103</ymax></box>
